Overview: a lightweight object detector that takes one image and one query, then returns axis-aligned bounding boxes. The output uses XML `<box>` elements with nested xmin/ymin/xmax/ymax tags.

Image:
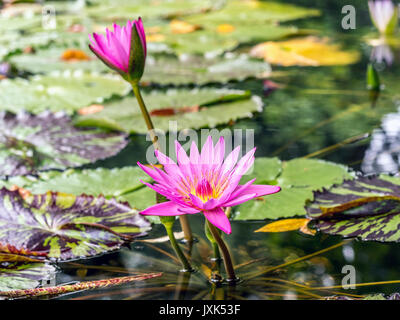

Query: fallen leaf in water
<box><xmin>255</xmin><ymin>218</ymin><xmax>312</xmax><ymax>233</ymax></box>
<box><xmin>170</xmin><ymin>20</ymin><xmax>201</xmax><ymax>34</ymax></box>
<box><xmin>217</xmin><ymin>24</ymin><xmax>236</xmax><ymax>33</ymax></box>
<box><xmin>250</xmin><ymin>36</ymin><xmax>360</xmax><ymax>66</ymax></box>
<box><xmin>61</xmin><ymin>49</ymin><xmax>91</xmax><ymax>62</ymax></box>
<box><xmin>78</xmin><ymin>104</ymin><xmax>105</xmax><ymax>115</ymax></box>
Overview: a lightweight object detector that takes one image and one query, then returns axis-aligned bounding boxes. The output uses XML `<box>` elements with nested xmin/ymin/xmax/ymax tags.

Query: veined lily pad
<box><xmin>0</xmin><ymin>71</ymin><xmax>131</xmax><ymax>114</ymax></box>
<box><xmin>234</xmin><ymin>158</ymin><xmax>354</xmax><ymax>220</ymax></box>
<box><xmin>157</xmin><ymin>24</ymin><xmax>299</xmax><ymax>56</ymax></box>
<box><xmin>10</xmin><ymin>50</ymin><xmax>271</xmax><ymax>85</ymax></box>
<box><xmin>0</xmin><ymin>111</ymin><xmax>128</xmax><ymax>177</ymax></box>
<box><xmin>0</xmin><ymin>261</ymin><xmax>56</xmax><ymax>292</ymax></box>
<box><xmin>185</xmin><ymin>0</ymin><xmax>320</xmax><ymax>25</ymax></box>
<box><xmin>144</xmin><ymin>54</ymin><xmax>271</xmax><ymax>85</ymax></box>
<box><xmin>76</xmin><ymin>88</ymin><xmax>263</xmax><ymax>134</ymax></box>
<box><xmin>7</xmin><ymin>167</ymin><xmax>158</xmax><ymax>224</ymax></box>
<box><xmin>86</xmin><ymin>0</ymin><xmax>216</xmax><ymax>21</ymax></box>
<box><xmin>9</xmin><ymin>47</ymin><xmax>107</xmax><ymax>74</ymax></box>
<box><xmin>0</xmin><ymin>188</ymin><xmax>151</xmax><ymax>260</ymax></box>
<box><xmin>306</xmin><ymin>175</ymin><xmax>400</xmax><ymax>242</ymax></box>
<box><xmin>250</xmin><ymin>36</ymin><xmax>360</xmax><ymax>66</ymax></box>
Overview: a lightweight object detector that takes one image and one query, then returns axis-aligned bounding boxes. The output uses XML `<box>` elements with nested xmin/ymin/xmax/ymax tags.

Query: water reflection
<box><xmin>362</xmin><ymin>107</ymin><xmax>400</xmax><ymax>174</ymax></box>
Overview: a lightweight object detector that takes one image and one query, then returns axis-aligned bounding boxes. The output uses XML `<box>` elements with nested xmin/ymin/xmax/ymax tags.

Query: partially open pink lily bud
<box><xmin>368</xmin><ymin>0</ymin><xmax>398</xmax><ymax>35</ymax></box>
<box><xmin>89</xmin><ymin>18</ymin><xmax>147</xmax><ymax>83</ymax></box>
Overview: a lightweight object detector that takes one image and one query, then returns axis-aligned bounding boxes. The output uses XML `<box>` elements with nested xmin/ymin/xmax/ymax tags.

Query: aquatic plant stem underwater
<box><xmin>206</xmin><ymin>220</ymin><xmax>237</xmax><ymax>282</ymax></box>
<box><xmin>160</xmin><ymin>216</ymin><xmax>193</xmax><ymax>272</ymax></box>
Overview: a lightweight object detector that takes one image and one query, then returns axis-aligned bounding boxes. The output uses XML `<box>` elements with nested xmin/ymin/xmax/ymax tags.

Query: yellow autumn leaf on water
<box><xmin>217</xmin><ymin>24</ymin><xmax>236</xmax><ymax>34</ymax></box>
<box><xmin>255</xmin><ymin>218</ymin><xmax>315</xmax><ymax>235</ymax></box>
<box><xmin>170</xmin><ymin>19</ymin><xmax>201</xmax><ymax>34</ymax></box>
<box><xmin>250</xmin><ymin>36</ymin><xmax>360</xmax><ymax>66</ymax></box>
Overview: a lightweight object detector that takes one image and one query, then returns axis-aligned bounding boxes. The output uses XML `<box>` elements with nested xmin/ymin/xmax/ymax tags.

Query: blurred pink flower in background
<box><xmin>368</xmin><ymin>0</ymin><xmax>398</xmax><ymax>35</ymax></box>
<box><xmin>138</xmin><ymin>136</ymin><xmax>281</xmax><ymax>234</ymax></box>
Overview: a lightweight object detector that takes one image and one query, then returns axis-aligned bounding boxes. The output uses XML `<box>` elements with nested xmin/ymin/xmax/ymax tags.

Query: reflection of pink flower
<box><xmin>138</xmin><ymin>136</ymin><xmax>281</xmax><ymax>234</ymax></box>
<box><xmin>368</xmin><ymin>0</ymin><xmax>398</xmax><ymax>34</ymax></box>
<box><xmin>371</xmin><ymin>43</ymin><xmax>394</xmax><ymax>65</ymax></box>
<box><xmin>88</xmin><ymin>18</ymin><xmax>146</xmax><ymax>81</ymax></box>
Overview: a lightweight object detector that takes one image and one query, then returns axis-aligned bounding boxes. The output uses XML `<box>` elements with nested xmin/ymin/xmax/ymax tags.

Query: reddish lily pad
<box><xmin>0</xmin><ymin>188</ymin><xmax>151</xmax><ymax>261</ymax></box>
<box><xmin>0</xmin><ymin>111</ymin><xmax>128</xmax><ymax>177</ymax></box>
<box><xmin>306</xmin><ymin>175</ymin><xmax>400</xmax><ymax>242</ymax></box>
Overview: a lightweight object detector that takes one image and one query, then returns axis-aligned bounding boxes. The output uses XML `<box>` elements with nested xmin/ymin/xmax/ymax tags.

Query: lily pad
<box><xmin>306</xmin><ymin>175</ymin><xmax>400</xmax><ymax>242</ymax></box>
<box><xmin>250</xmin><ymin>36</ymin><xmax>360</xmax><ymax>66</ymax></box>
<box><xmin>234</xmin><ymin>158</ymin><xmax>354</xmax><ymax>220</ymax></box>
<box><xmin>140</xmin><ymin>54</ymin><xmax>271</xmax><ymax>85</ymax></box>
<box><xmin>76</xmin><ymin>88</ymin><xmax>263</xmax><ymax>134</ymax></box>
<box><xmin>0</xmin><ymin>111</ymin><xmax>128</xmax><ymax>177</ymax></box>
<box><xmin>0</xmin><ymin>261</ymin><xmax>56</xmax><ymax>292</ymax></box>
<box><xmin>9</xmin><ymin>47</ymin><xmax>107</xmax><ymax>74</ymax></box>
<box><xmin>0</xmin><ymin>188</ymin><xmax>151</xmax><ymax>260</ymax></box>
<box><xmin>10</xmin><ymin>50</ymin><xmax>271</xmax><ymax>85</ymax></box>
<box><xmin>5</xmin><ymin>167</ymin><xmax>158</xmax><ymax>223</ymax></box>
<box><xmin>185</xmin><ymin>0</ymin><xmax>320</xmax><ymax>25</ymax></box>
<box><xmin>158</xmin><ymin>24</ymin><xmax>299</xmax><ymax>56</ymax></box>
<box><xmin>0</xmin><ymin>71</ymin><xmax>131</xmax><ymax>114</ymax></box>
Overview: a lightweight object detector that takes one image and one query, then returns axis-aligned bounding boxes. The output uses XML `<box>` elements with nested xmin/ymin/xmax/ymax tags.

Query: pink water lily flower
<box><xmin>89</xmin><ymin>18</ymin><xmax>147</xmax><ymax>82</ymax></box>
<box><xmin>368</xmin><ymin>0</ymin><xmax>398</xmax><ymax>34</ymax></box>
<box><xmin>137</xmin><ymin>136</ymin><xmax>281</xmax><ymax>234</ymax></box>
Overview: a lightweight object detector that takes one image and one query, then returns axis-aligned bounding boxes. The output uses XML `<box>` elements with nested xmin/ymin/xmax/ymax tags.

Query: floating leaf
<box><xmin>4</xmin><ymin>166</ymin><xmax>160</xmax><ymax>224</ymax></box>
<box><xmin>0</xmin><ymin>261</ymin><xmax>56</xmax><ymax>292</ymax></box>
<box><xmin>143</xmin><ymin>54</ymin><xmax>271</xmax><ymax>85</ymax></box>
<box><xmin>250</xmin><ymin>37</ymin><xmax>360</xmax><ymax>66</ymax></box>
<box><xmin>255</xmin><ymin>218</ymin><xmax>312</xmax><ymax>233</ymax></box>
<box><xmin>185</xmin><ymin>0</ymin><xmax>320</xmax><ymax>25</ymax></box>
<box><xmin>306</xmin><ymin>175</ymin><xmax>400</xmax><ymax>242</ymax></box>
<box><xmin>9</xmin><ymin>47</ymin><xmax>107</xmax><ymax>74</ymax></box>
<box><xmin>0</xmin><ymin>111</ymin><xmax>128</xmax><ymax>177</ymax></box>
<box><xmin>0</xmin><ymin>71</ymin><xmax>131</xmax><ymax>114</ymax></box>
<box><xmin>234</xmin><ymin>158</ymin><xmax>354</xmax><ymax>220</ymax></box>
<box><xmin>76</xmin><ymin>88</ymin><xmax>263</xmax><ymax>133</ymax></box>
<box><xmin>0</xmin><ymin>188</ymin><xmax>151</xmax><ymax>260</ymax></box>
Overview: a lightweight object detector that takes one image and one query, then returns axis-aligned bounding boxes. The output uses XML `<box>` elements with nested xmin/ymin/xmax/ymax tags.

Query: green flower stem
<box><xmin>206</xmin><ymin>220</ymin><xmax>237</xmax><ymax>283</ymax></box>
<box><xmin>204</xmin><ymin>221</ymin><xmax>221</xmax><ymax>261</ymax></box>
<box><xmin>131</xmin><ymin>82</ymin><xmax>193</xmax><ymax>243</ymax></box>
<box><xmin>161</xmin><ymin>216</ymin><xmax>193</xmax><ymax>272</ymax></box>
<box><xmin>131</xmin><ymin>82</ymin><xmax>159</xmax><ymax>149</ymax></box>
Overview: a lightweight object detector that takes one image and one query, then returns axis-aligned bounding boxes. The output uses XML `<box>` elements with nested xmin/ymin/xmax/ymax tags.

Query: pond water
<box><xmin>39</xmin><ymin>0</ymin><xmax>400</xmax><ymax>300</ymax></box>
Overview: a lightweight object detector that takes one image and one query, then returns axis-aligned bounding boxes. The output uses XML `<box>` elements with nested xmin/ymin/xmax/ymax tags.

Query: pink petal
<box><xmin>140</xmin><ymin>201</ymin><xmax>189</xmax><ymax>216</ymax></box>
<box><xmin>203</xmin><ymin>207</ymin><xmax>231</xmax><ymax>234</ymax></box>
<box><xmin>222</xmin><ymin>193</ymin><xmax>257</xmax><ymax>207</ymax></box>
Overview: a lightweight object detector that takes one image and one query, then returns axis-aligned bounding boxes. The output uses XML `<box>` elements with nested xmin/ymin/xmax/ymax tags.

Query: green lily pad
<box><xmin>153</xmin><ymin>23</ymin><xmax>300</xmax><ymax>56</ymax></box>
<box><xmin>76</xmin><ymin>88</ymin><xmax>263</xmax><ymax>134</ymax></box>
<box><xmin>9</xmin><ymin>47</ymin><xmax>107</xmax><ymax>74</ymax></box>
<box><xmin>234</xmin><ymin>158</ymin><xmax>354</xmax><ymax>220</ymax></box>
<box><xmin>87</xmin><ymin>0</ymin><xmax>216</xmax><ymax>21</ymax></box>
<box><xmin>0</xmin><ymin>71</ymin><xmax>131</xmax><ymax>114</ymax></box>
<box><xmin>185</xmin><ymin>0</ymin><xmax>320</xmax><ymax>25</ymax></box>
<box><xmin>10</xmin><ymin>49</ymin><xmax>270</xmax><ymax>85</ymax></box>
<box><xmin>0</xmin><ymin>188</ymin><xmax>151</xmax><ymax>260</ymax></box>
<box><xmin>306</xmin><ymin>175</ymin><xmax>400</xmax><ymax>242</ymax></box>
<box><xmin>0</xmin><ymin>111</ymin><xmax>128</xmax><ymax>177</ymax></box>
<box><xmin>143</xmin><ymin>54</ymin><xmax>271</xmax><ymax>85</ymax></box>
